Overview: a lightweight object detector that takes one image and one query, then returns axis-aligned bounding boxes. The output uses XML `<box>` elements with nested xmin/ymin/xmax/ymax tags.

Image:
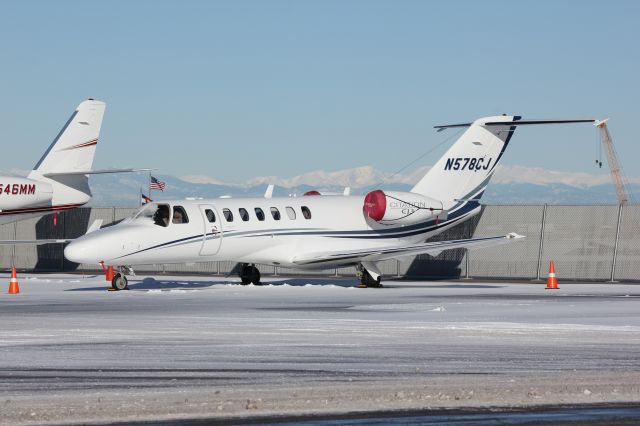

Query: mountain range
<box><xmin>76</xmin><ymin>165</ymin><xmax>638</xmax><ymax>207</ymax></box>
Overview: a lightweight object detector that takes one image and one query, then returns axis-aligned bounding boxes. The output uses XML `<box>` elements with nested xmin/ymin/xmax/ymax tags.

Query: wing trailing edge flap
<box><xmin>292</xmin><ymin>233</ymin><xmax>525</xmax><ymax>266</ymax></box>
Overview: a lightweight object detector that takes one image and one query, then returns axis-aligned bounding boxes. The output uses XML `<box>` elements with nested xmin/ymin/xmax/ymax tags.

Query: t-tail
<box><xmin>410</xmin><ymin>115</ymin><xmax>597</xmax><ymax>212</ymax></box>
<box><xmin>27</xmin><ymin>99</ymin><xmax>106</xmax><ymax>206</ymax></box>
<box><xmin>411</xmin><ymin>115</ymin><xmax>522</xmax><ymax>212</ymax></box>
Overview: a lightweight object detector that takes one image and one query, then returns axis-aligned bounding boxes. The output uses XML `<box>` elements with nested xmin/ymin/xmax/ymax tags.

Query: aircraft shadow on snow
<box><xmin>65</xmin><ymin>276</ymin><xmax>361</xmax><ymax>291</ymax></box>
<box><xmin>66</xmin><ymin>276</ymin><xmax>504</xmax><ymax>292</ymax></box>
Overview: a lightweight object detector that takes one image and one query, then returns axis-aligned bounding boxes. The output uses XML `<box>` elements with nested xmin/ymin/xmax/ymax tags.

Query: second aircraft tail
<box><xmin>27</xmin><ymin>99</ymin><xmax>106</xmax><ymax>206</ymax></box>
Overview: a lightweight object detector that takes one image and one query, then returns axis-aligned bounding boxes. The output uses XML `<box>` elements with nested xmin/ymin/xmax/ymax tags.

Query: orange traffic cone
<box><xmin>105</xmin><ymin>266</ymin><xmax>114</xmax><ymax>282</ymax></box>
<box><xmin>8</xmin><ymin>266</ymin><xmax>20</xmax><ymax>294</ymax></box>
<box><xmin>546</xmin><ymin>261</ymin><xmax>558</xmax><ymax>289</ymax></box>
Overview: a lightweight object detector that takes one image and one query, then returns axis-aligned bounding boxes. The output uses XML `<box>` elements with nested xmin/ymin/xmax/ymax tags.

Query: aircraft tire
<box><xmin>112</xmin><ymin>273</ymin><xmax>129</xmax><ymax>291</ymax></box>
<box><xmin>239</xmin><ymin>264</ymin><xmax>252</xmax><ymax>285</ymax></box>
<box><xmin>250</xmin><ymin>266</ymin><xmax>261</xmax><ymax>285</ymax></box>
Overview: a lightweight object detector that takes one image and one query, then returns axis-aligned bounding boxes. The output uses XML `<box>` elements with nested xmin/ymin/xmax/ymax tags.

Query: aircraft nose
<box><xmin>64</xmin><ymin>239</ymin><xmax>100</xmax><ymax>264</ymax></box>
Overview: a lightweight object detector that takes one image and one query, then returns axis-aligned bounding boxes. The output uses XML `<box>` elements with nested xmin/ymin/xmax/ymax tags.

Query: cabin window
<box><xmin>152</xmin><ymin>204</ymin><xmax>171</xmax><ymax>227</ymax></box>
<box><xmin>172</xmin><ymin>206</ymin><xmax>189</xmax><ymax>224</ymax></box>
<box><xmin>286</xmin><ymin>206</ymin><xmax>296</xmax><ymax>220</ymax></box>
<box><xmin>239</xmin><ymin>208</ymin><xmax>250</xmax><ymax>221</ymax></box>
<box><xmin>205</xmin><ymin>209</ymin><xmax>216</xmax><ymax>223</ymax></box>
<box><xmin>223</xmin><ymin>208</ymin><xmax>233</xmax><ymax>222</ymax></box>
<box><xmin>270</xmin><ymin>207</ymin><xmax>281</xmax><ymax>220</ymax></box>
<box><xmin>301</xmin><ymin>206</ymin><xmax>312</xmax><ymax>220</ymax></box>
<box><xmin>255</xmin><ymin>207</ymin><xmax>265</xmax><ymax>221</ymax></box>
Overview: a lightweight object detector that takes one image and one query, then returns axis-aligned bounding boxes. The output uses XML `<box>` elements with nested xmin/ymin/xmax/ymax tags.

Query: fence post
<box><xmin>465</xmin><ymin>250</ymin><xmax>470</xmax><ymax>279</ymax></box>
<box><xmin>535</xmin><ymin>204</ymin><xmax>548</xmax><ymax>281</ymax></box>
<box><xmin>60</xmin><ymin>211</ymin><xmax>66</xmax><ymax>272</ymax></box>
<box><xmin>609</xmin><ymin>203</ymin><xmax>624</xmax><ymax>283</ymax></box>
<box><xmin>11</xmin><ymin>221</ymin><xmax>17</xmax><ymax>268</ymax></box>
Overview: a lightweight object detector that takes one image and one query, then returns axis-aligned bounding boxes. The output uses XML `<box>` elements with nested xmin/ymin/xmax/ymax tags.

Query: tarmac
<box><xmin>1</xmin><ymin>273</ymin><xmax>639</xmax><ymax>425</ymax></box>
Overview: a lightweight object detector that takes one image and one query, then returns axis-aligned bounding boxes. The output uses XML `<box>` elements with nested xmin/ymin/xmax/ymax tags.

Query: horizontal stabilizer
<box><xmin>43</xmin><ymin>168</ymin><xmax>154</xmax><ymax>177</ymax></box>
<box><xmin>435</xmin><ymin>119</ymin><xmax>596</xmax><ymax>131</ymax></box>
<box><xmin>293</xmin><ymin>233</ymin><xmax>525</xmax><ymax>266</ymax></box>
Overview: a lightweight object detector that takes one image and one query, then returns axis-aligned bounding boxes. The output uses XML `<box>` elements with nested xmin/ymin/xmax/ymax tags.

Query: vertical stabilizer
<box><xmin>30</xmin><ymin>99</ymin><xmax>105</xmax><ymax>175</ymax></box>
<box><xmin>28</xmin><ymin>99</ymin><xmax>106</xmax><ymax>206</ymax></box>
<box><xmin>411</xmin><ymin>115</ymin><xmax>519</xmax><ymax>210</ymax></box>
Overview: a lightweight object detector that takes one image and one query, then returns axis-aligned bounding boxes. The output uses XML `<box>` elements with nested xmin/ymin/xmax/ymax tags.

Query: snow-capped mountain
<box><xmin>3</xmin><ymin>165</ymin><xmax>636</xmax><ymax>207</ymax></box>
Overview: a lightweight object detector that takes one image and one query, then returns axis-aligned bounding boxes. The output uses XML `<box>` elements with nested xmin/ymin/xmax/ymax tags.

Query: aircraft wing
<box><xmin>0</xmin><ymin>219</ymin><xmax>103</xmax><ymax>245</ymax></box>
<box><xmin>0</xmin><ymin>239</ymin><xmax>70</xmax><ymax>245</ymax></box>
<box><xmin>292</xmin><ymin>233</ymin><xmax>525</xmax><ymax>266</ymax></box>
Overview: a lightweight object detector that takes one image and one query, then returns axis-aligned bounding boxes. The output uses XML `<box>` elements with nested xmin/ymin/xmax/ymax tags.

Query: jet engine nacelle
<box><xmin>363</xmin><ymin>190</ymin><xmax>445</xmax><ymax>226</ymax></box>
<box><xmin>0</xmin><ymin>178</ymin><xmax>53</xmax><ymax>210</ymax></box>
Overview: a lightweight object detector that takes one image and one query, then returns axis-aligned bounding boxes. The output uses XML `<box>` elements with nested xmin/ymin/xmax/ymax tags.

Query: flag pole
<box><xmin>148</xmin><ymin>171</ymin><xmax>152</xmax><ymax>199</ymax></box>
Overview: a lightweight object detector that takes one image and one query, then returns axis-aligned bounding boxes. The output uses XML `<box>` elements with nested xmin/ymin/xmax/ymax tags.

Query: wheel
<box><xmin>239</xmin><ymin>264</ymin><xmax>262</xmax><ymax>285</ymax></box>
<box><xmin>112</xmin><ymin>272</ymin><xmax>129</xmax><ymax>291</ymax></box>
<box><xmin>360</xmin><ymin>270</ymin><xmax>382</xmax><ymax>288</ymax></box>
<box><xmin>239</xmin><ymin>264</ymin><xmax>252</xmax><ymax>285</ymax></box>
<box><xmin>250</xmin><ymin>267</ymin><xmax>261</xmax><ymax>285</ymax></box>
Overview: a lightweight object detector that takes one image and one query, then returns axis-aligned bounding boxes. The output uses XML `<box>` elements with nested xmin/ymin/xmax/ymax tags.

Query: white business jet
<box><xmin>64</xmin><ymin>115</ymin><xmax>593</xmax><ymax>289</ymax></box>
<box><xmin>0</xmin><ymin>99</ymin><xmax>147</xmax><ymax>243</ymax></box>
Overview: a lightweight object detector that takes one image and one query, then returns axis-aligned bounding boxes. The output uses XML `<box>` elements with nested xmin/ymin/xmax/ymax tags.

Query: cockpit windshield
<box><xmin>133</xmin><ymin>203</ymin><xmax>171</xmax><ymax>227</ymax></box>
<box><xmin>133</xmin><ymin>203</ymin><xmax>157</xmax><ymax>220</ymax></box>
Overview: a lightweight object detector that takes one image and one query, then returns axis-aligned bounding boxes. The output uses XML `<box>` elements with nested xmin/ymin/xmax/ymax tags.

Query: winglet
<box><xmin>86</xmin><ymin>219</ymin><xmax>104</xmax><ymax>234</ymax></box>
<box><xmin>264</xmin><ymin>184</ymin><xmax>274</xmax><ymax>199</ymax></box>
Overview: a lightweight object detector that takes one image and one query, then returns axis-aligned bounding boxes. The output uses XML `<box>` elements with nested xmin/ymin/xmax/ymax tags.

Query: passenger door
<box><xmin>199</xmin><ymin>205</ymin><xmax>222</xmax><ymax>256</ymax></box>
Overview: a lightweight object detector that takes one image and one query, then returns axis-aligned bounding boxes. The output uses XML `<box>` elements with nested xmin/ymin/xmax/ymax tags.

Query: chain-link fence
<box><xmin>2</xmin><ymin>205</ymin><xmax>639</xmax><ymax>281</ymax></box>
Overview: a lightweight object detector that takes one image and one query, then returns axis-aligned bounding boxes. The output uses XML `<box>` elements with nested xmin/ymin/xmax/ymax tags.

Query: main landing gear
<box><xmin>357</xmin><ymin>262</ymin><xmax>383</xmax><ymax>288</ymax></box>
<box><xmin>239</xmin><ymin>263</ymin><xmax>261</xmax><ymax>285</ymax></box>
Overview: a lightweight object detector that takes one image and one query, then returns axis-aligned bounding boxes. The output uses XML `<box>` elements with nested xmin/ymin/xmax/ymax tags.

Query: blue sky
<box><xmin>0</xmin><ymin>0</ymin><xmax>638</xmax><ymax>182</ymax></box>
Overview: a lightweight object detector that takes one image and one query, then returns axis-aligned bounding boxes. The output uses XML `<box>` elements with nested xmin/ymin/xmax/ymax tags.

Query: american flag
<box><xmin>141</xmin><ymin>193</ymin><xmax>153</xmax><ymax>205</ymax></box>
<box><xmin>150</xmin><ymin>176</ymin><xmax>166</xmax><ymax>191</ymax></box>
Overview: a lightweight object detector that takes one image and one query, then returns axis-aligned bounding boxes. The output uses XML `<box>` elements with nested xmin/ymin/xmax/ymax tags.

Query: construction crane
<box><xmin>594</xmin><ymin>119</ymin><xmax>631</xmax><ymax>205</ymax></box>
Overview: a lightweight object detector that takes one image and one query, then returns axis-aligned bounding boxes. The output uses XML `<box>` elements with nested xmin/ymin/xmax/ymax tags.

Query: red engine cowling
<box><xmin>363</xmin><ymin>190</ymin><xmax>445</xmax><ymax>226</ymax></box>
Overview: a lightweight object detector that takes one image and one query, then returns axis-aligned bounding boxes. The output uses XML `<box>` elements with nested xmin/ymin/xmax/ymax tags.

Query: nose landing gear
<box><xmin>239</xmin><ymin>263</ymin><xmax>261</xmax><ymax>285</ymax></box>
<box><xmin>111</xmin><ymin>272</ymin><xmax>129</xmax><ymax>291</ymax></box>
<box><xmin>109</xmin><ymin>267</ymin><xmax>134</xmax><ymax>291</ymax></box>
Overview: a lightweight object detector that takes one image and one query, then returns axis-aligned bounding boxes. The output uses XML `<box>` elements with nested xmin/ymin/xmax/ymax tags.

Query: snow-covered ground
<box><xmin>1</xmin><ymin>274</ymin><xmax>640</xmax><ymax>424</ymax></box>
